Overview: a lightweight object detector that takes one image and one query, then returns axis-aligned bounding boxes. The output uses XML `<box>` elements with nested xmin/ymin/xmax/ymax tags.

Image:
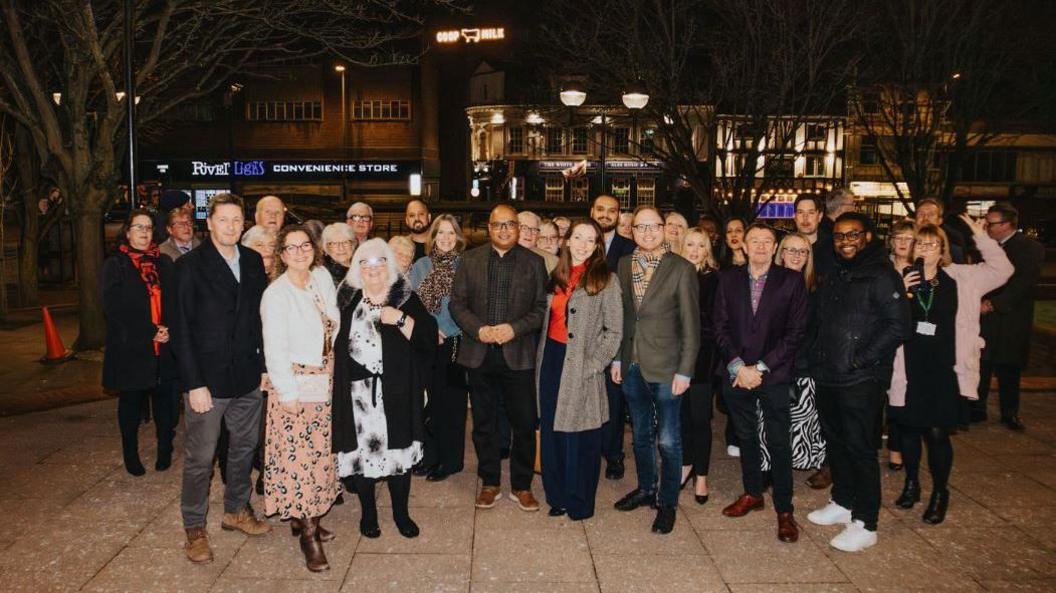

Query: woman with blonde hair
<box><xmin>664</xmin><ymin>212</ymin><xmax>689</xmax><ymax>255</ymax></box>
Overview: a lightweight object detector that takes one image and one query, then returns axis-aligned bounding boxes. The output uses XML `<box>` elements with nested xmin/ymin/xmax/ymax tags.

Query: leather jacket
<box><xmin>809</xmin><ymin>241</ymin><xmax>910</xmax><ymax>388</ymax></box>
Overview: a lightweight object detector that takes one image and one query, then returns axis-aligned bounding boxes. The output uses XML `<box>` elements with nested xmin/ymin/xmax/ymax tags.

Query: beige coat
<box><xmin>535</xmin><ymin>275</ymin><xmax>623</xmax><ymax>432</ymax></box>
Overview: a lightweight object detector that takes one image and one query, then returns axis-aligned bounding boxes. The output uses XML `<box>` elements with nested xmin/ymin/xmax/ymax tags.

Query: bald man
<box><xmin>254</xmin><ymin>195</ymin><xmax>285</xmax><ymax>233</ymax></box>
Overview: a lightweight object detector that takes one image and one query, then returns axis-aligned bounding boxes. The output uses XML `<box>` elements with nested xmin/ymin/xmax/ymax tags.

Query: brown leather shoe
<box><xmin>291</xmin><ymin>518</ymin><xmax>335</xmax><ymax>542</ymax></box>
<box><xmin>722</xmin><ymin>493</ymin><xmax>765</xmax><ymax>517</ymax></box>
<box><xmin>510</xmin><ymin>490</ymin><xmax>540</xmax><ymax>512</ymax></box>
<box><xmin>475</xmin><ymin>486</ymin><xmax>501</xmax><ymax>509</ymax></box>
<box><xmin>221</xmin><ymin>507</ymin><xmax>272</xmax><ymax>535</ymax></box>
<box><xmin>184</xmin><ymin>527</ymin><xmax>213</xmax><ymax>563</ymax></box>
<box><xmin>777</xmin><ymin>512</ymin><xmax>799</xmax><ymax>543</ymax></box>
<box><xmin>806</xmin><ymin>466</ymin><xmax>832</xmax><ymax>490</ymax></box>
<box><xmin>298</xmin><ymin>517</ymin><xmax>330</xmax><ymax>572</ymax></box>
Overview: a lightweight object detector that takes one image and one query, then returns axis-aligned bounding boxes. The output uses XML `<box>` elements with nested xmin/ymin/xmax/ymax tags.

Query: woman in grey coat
<box><xmin>536</xmin><ymin>219</ymin><xmax>623</xmax><ymax>520</ymax></box>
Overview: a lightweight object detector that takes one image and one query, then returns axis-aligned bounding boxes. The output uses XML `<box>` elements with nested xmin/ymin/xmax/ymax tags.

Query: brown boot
<box><xmin>184</xmin><ymin>527</ymin><xmax>213</xmax><ymax>563</ymax></box>
<box><xmin>299</xmin><ymin>517</ymin><xmax>330</xmax><ymax>572</ymax></box>
<box><xmin>221</xmin><ymin>507</ymin><xmax>272</xmax><ymax>535</ymax></box>
<box><xmin>806</xmin><ymin>467</ymin><xmax>833</xmax><ymax>490</ymax></box>
<box><xmin>291</xmin><ymin>517</ymin><xmax>335</xmax><ymax>542</ymax></box>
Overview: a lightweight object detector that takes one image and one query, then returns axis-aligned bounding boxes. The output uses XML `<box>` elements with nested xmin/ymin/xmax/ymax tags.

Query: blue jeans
<box><xmin>621</xmin><ymin>363</ymin><xmax>683</xmax><ymax>507</ymax></box>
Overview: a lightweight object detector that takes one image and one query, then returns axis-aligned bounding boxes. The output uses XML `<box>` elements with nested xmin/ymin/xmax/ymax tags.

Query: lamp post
<box><xmin>622</xmin><ymin>83</ymin><xmax>649</xmax><ymax>206</ymax></box>
<box><xmin>335</xmin><ymin>64</ymin><xmax>347</xmax><ymax>201</ymax></box>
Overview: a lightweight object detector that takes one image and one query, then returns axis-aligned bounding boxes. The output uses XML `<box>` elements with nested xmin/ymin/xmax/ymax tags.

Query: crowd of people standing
<box><xmin>101</xmin><ymin>187</ymin><xmax>1043</xmax><ymax>570</ymax></box>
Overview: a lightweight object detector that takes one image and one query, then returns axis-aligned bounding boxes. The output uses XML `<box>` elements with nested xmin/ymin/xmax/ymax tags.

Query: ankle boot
<box><xmin>123</xmin><ymin>449</ymin><xmax>145</xmax><ymax>476</ymax></box>
<box><xmin>922</xmin><ymin>489</ymin><xmax>949</xmax><ymax>525</ymax></box>
<box><xmin>291</xmin><ymin>518</ymin><xmax>335</xmax><ymax>542</ymax></box>
<box><xmin>298</xmin><ymin>517</ymin><xmax>329</xmax><ymax>572</ymax></box>
<box><xmin>895</xmin><ymin>479</ymin><xmax>921</xmax><ymax>509</ymax></box>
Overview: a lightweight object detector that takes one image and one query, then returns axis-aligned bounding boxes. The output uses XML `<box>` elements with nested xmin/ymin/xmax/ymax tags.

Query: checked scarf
<box><xmin>120</xmin><ymin>243</ymin><xmax>163</xmax><ymax>354</ymax></box>
<box><xmin>630</xmin><ymin>242</ymin><xmax>670</xmax><ymax>308</ymax></box>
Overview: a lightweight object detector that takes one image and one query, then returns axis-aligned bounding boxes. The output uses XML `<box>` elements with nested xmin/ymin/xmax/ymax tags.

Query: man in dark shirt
<box><xmin>405</xmin><ymin>198</ymin><xmax>432</xmax><ymax>261</ymax></box>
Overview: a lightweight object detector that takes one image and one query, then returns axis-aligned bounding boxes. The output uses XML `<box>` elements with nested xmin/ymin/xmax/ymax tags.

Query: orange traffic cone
<box><xmin>40</xmin><ymin>306</ymin><xmax>74</xmax><ymax>364</ymax></box>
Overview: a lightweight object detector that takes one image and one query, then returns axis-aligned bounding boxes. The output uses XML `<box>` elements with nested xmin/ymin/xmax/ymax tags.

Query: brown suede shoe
<box><xmin>475</xmin><ymin>486</ymin><xmax>501</xmax><ymax>509</ymax></box>
<box><xmin>722</xmin><ymin>493</ymin><xmax>765</xmax><ymax>517</ymax></box>
<box><xmin>510</xmin><ymin>490</ymin><xmax>540</xmax><ymax>512</ymax></box>
<box><xmin>777</xmin><ymin>512</ymin><xmax>799</xmax><ymax>543</ymax></box>
<box><xmin>221</xmin><ymin>507</ymin><xmax>272</xmax><ymax>535</ymax></box>
<box><xmin>184</xmin><ymin>527</ymin><xmax>213</xmax><ymax>563</ymax></box>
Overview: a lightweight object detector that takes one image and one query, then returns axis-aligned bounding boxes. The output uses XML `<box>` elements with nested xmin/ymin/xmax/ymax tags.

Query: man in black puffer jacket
<box><xmin>806</xmin><ymin>212</ymin><xmax>910</xmax><ymax>553</ymax></box>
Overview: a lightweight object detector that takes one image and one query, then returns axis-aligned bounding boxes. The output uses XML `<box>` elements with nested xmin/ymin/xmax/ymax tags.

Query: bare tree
<box><xmin>0</xmin><ymin>0</ymin><xmax>464</xmax><ymax>349</ymax></box>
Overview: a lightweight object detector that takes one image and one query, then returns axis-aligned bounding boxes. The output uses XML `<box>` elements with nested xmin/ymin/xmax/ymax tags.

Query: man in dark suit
<box><xmin>713</xmin><ymin>223</ymin><xmax>808</xmax><ymax>544</ymax></box>
<box><xmin>174</xmin><ymin>193</ymin><xmax>271</xmax><ymax>564</ymax></box>
<box><xmin>450</xmin><ymin>203</ymin><xmax>548</xmax><ymax>512</ymax></box>
<box><xmin>592</xmin><ymin>194</ymin><xmax>636</xmax><ymax>479</ymax></box>
<box><xmin>977</xmin><ymin>202</ymin><xmax>1045</xmax><ymax>431</ymax></box>
<box><xmin>611</xmin><ymin>206</ymin><xmax>699</xmax><ymax>534</ymax></box>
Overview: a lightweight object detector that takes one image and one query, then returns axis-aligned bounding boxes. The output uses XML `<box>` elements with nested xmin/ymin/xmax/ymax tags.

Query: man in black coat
<box><xmin>173</xmin><ymin>193</ymin><xmax>271</xmax><ymax>564</ymax></box>
<box><xmin>592</xmin><ymin>194</ymin><xmax>636</xmax><ymax>479</ymax></box>
<box><xmin>976</xmin><ymin>203</ymin><xmax>1045</xmax><ymax>431</ymax></box>
<box><xmin>807</xmin><ymin>212</ymin><xmax>910</xmax><ymax>553</ymax></box>
<box><xmin>450</xmin><ymin>203</ymin><xmax>548</xmax><ymax>513</ymax></box>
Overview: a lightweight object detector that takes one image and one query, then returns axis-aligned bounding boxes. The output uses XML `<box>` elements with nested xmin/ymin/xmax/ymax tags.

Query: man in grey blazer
<box><xmin>611</xmin><ymin>205</ymin><xmax>700</xmax><ymax>534</ymax></box>
<box><xmin>159</xmin><ymin>207</ymin><xmax>201</xmax><ymax>261</ymax></box>
<box><xmin>450</xmin><ymin>204</ymin><xmax>548</xmax><ymax>512</ymax></box>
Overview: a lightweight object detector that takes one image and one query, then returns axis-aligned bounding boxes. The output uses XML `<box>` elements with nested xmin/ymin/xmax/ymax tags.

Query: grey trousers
<box><xmin>181</xmin><ymin>388</ymin><xmax>262</xmax><ymax>529</ymax></box>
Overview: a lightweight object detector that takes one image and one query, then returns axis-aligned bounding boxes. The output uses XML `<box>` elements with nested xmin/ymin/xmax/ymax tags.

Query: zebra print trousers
<box><xmin>759</xmin><ymin>377</ymin><xmax>826</xmax><ymax>472</ymax></box>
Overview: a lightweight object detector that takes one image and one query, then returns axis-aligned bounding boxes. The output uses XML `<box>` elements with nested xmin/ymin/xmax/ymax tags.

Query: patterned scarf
<box><xmin>631</xmin><ymin>242</ymin><xmax>670</xmax><ymax>308</ymax></box>
<box><xmin>120</xmin><ymin>243</ymin><xmax>163</xmax><ymax>355</ymax></box>
<box><xmin>417</xmin><ymin>247</ymin><xmax>458</xmax><ymax>314</ymax></box>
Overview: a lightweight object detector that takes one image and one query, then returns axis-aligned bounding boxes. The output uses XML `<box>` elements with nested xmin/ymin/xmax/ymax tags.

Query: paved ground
<box><xmin>1</xmin><ymin>392</ymin><xmax>1055</xmax><ymax>593</ymax></box>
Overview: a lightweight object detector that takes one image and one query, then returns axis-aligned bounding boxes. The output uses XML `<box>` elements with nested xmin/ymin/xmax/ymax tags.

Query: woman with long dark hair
<box><xmin>536</xmin><ymin>219</ymin><xmax>623</xmax><ymax>520</ymax></box>
<box><xmin>101</xmin><ymin>208</ymin><xmax>178</xmax><ymax>475</ymax></box>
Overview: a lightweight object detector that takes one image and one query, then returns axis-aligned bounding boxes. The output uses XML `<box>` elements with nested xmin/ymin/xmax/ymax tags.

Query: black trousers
<box><xmin>468</xmin><ymin>346</ymin><xmax>538</xmax><ymax>491</ymax></box>
<box><xmin>681</xmin><ymin>382</ymin><xmax>714</xmax><ymax>477</ymax></box>
<box><xmin>423</xmin><ymin>337</ymin><xmax>469</xmax><ymax>473</ymax></box>
<box><xmin>816</xmin><ymin>380</ymin><xmax>884</xmax><ymax>531</ymax></box>
<box><xmin>976</xmin><ymin>361</ymin><xmax>1022</xmax><ymax>420</ymax></box>
<box><xmin>723</xmin><ymin>382</ymin><xmax>794</xmax><ymax>513</ymax></box>
<box><xmin>117</xmin><ymin>381</ymin><xmax>180</xmax><ymax>461</ymax></box>
<box><xmin>600</xmin><ymin>367</ymin><xmax>626</xmax><ymax>465</ymax></box>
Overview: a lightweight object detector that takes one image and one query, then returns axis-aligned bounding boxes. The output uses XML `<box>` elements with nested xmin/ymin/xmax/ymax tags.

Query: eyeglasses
<box><xmin>359</xmin><ymin>256</ymin><xmax>387</xmax><ymax>268</ymax></box>
<box><xmin>916</xmin><ymin>240</ymin><xmax>942</xmax><ymax>250</ymax></box>
<box><xmin>326</xmin><ymin>240</ymin><xmax>353</xmax><ymax>250</ymax></box>
<box><xmin>282</xmin><ymin>241</ymin><xmax>314</xmax><ymax>254</ymax></box>
<box><xmin>781</xmin><ymin>247</ymin><xmax>810</xmax><ymax>257</ymax></box>
<box><xmin>983</xmin><ymin>219</ymin><xmax>1010</xmax><ymax>228</ymax></box>
<box><xmin>130</xmin><ymin>223</ymin><xmax>154</xmax><ymax>232</ymax></box>
<box><xmin>633</xmin><ymin>223</ymin><xmax>663</xmax><ymax>233</ymax></box>
<box><xmin>348</xmin><ymin>215</ymin><xmax>373</xmax><ymax>223</ymax></box>
<box><xmin>488</xmin><ymin>221</ymin><xmax>517</xmax><ymax>231</ymax></box>
<box><xmin>833</xmin><ymin>230</ymin><xmax>865</xmax><ymax>242</ymax></box>
<box><xmin>519</xmin><ymin>224</ymin><xmax>540</xmax><ymax>234</ymax></box>
<box><xmin>892</xmin><ymin>235</ymin><xmax>915</xmax><ymax>244</ymax></box>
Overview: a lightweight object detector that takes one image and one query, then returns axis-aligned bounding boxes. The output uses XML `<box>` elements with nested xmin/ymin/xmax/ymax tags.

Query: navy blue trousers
<box><xmin>539</xmin><ymin>338</ymin><xmax>602</xmax><ymax>520</ymax></box>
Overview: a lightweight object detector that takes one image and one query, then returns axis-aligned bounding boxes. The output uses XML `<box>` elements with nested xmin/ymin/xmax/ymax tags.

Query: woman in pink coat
<box><xmin>888</xmin><ymin>214</ymin><xmax>1012</xmax><ymax>525</ymax></box>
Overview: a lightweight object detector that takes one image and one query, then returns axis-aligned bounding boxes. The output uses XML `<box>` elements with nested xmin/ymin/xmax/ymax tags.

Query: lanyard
<box><xmin>917</xmin><ymin>285</ymin><xmax>935</xmax><ymax>321</ymax></box>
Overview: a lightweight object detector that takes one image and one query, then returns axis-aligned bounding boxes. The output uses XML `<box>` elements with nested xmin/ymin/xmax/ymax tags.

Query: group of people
<box><xmin>101</xmin><ymin>186</ymin><xmax>1044</xmax><ymax>571</ymax></box>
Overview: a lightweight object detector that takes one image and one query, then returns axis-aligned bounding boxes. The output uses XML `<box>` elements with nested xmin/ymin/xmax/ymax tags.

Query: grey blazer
<box><xmin>159</xmin><ymin>236</ymin><xmax>200</xmax><ymax>261</ymax></box>
<box><xmin>617</xmin><ymin>252</ymin><xmax>700</xmax><ymax>383</ymax></box>
<box><xmin>450</xmin><ymin>243</ymin><xmax>548</xmax><ymax>371</ymax></box>
<box><xmin>535</xmin><ymin>275</ymin><xmax>624</xmax><ymax>432</ymax></box>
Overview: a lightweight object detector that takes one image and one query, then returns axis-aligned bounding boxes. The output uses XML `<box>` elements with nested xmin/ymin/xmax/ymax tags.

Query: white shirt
<box><xmin>261</xmin><ymin>267</ymin><xmax>340</xmax><ymax>402</ymax></box>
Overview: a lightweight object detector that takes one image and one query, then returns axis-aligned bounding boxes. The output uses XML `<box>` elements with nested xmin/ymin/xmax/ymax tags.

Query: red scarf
<box><xmin>120</xmin><ymin>243</ymin><xmax>163</xmax><ymax>355</ymax></box>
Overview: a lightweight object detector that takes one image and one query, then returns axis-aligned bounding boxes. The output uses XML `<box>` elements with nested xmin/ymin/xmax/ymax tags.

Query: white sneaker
<box><xmin>807</xmin><ymin>501</ymin><xmax>853</xmax><ymax>526</ymax></box>
<box><xmin>727</xmin><ymin>445</ymin><xmax>741</xmax><ymax>458</ymax></box>
<box><xmin>829</xmin><ymin>520</ymin><xmax>878</xmax><ymax>552</ymax></box>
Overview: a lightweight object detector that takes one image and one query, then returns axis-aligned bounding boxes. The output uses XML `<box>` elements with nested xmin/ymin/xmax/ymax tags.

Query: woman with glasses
<box><xmin>333</xmin><ymin>239</ymin><xmax>437</xmax><ymax>539</ymax></box>
<box><xmin>101</xmin><ymin>208</ymin><xmax>177</xmax><ymax>476</ymax></box>
<box><xmin>678</xmin><ymin>228</ymin><xmax>719</xmax><ymax>504</ymax></box>
<box><xmin>889</xmin><ymin>214</ymin><xmax>1012</xmax><ymax>525</ymax></box>
<box><xmin>321</xmin><ymin>223</ymin><xmax>357</xmax><ymax>286</ymax></box>
<box><xmin>260</xmin><ymin>225</ymin><xmax>340</xmax><ymax>571</ymax></box>
<box><xmin>885</xmin><ymin>220</ymin><xmax>917</xmax><ymax>472</ymax></box>
<box><xmin>537</xmin><ymin>220</ymin><xmax>561</xmax><ymax>256</ymax></box>
<box><xmin>410</xmin><ymin>215</ymin><xmax>469</xmax><ymax>482</ymax></box>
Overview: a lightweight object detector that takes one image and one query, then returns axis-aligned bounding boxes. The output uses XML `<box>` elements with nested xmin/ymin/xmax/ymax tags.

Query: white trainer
<box><xmin>829</xmin><ymin>519</ymin><xmax>878</xmax><ymax>552</ymax></box>
<box><xmin>727</xmin><ymin>445</ymin><xmax>741</xmax><ymax>458</ymax></box>
<box><xmin>807</xmin><ymin>500</ymin><xmax>853</xmax><ymax>526</ymax></box>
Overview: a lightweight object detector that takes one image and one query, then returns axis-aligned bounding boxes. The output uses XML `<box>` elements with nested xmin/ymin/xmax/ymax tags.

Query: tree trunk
<box><xmin>17</xmin><ymin>206</ymin><xmax>39</xmax><ymax>307</ymax></box>
<box><xmin>71</xmin><ymin>200</ymin><xmax>106</xmax><ymax>350</ymax></box>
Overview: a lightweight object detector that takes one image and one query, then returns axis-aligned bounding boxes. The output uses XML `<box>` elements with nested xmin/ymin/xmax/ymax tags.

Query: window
<box><xmin>612</xmin><ymin>177</ymin><xmax>631</xmax><ymax>208</ymax></box>
<box><xmin>767</xmin><ymin>156</ymin><xmax>794</xmax><ymax>178</ymax></box>
<box><xmin>570</xmin><ymin>177</ymin><xmax>589</xmax><ymax>202</ymax></box>
<box><xmin>544</xmin><ymin>177</ymin><xmax>565</xmax><ymax>202</ymax></box>
<box><xmin>167</xmin><ymin>101</ymin><xmax>217</xmax><ymax>122</ymax></box>
<box><xmin>546</xmin><ymin>128</ymin><xmax>564</xmax><ymax>154</ymax></box>
<box><xmin>507</xmin><ymin>127</ymin><xmax>525</xmax><ymax>154</ymax></box>
<box><xmin>805</xmin><ymin>155</ymin><xmax>825</xmax><ymax>177</ymax></box>
<box><xmin>351</xmin><ymin>99</ymin><xmax>411</xmax><ymax>120</ymax></box>
<box><xmin>572</xmin><ymin>127</ymin><xmax>588</xmax><ymax>154</ymax></box>
<box><xmin>806</xmin><ymin>124</ymin><xmax>827</xmax><ymax>142</ymax></box>
<box><xmin>860</xmin><ymin>135</ymin><xmax>879</xmax><ymax>165</ymax></box>
<box><xmin>962</xmin><ymin>151</ymin><xmax>1017</xmax><ymax>182</ymax></box>
<box><xmin>860</xmin><ymin>92</ymin><xmax>880</xmax><ymax>115</ymax></box>
<box><xmin>636</xmin><ymin>178</ymin><xmax>655</xmax><ymax>206</ymax></box>
<box><xmin>246</xmin><ymin>100</ymin><xmax>322</xmax><ymax>121</ymax></box>
<box><xmin>613</xmin><ymin>127</ymin><xmax>630</xmax><ymax>154</ymax></box>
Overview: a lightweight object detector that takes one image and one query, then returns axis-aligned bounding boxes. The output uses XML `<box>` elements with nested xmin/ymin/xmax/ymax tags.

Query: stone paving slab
<box><xmin>1</xmin><ymin>394</ymin><xmax>1055</xmax><ymax>592</ymax></box>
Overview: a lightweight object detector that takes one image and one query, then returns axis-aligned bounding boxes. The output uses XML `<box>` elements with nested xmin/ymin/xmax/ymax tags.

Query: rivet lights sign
<box><xmin>435</xmin><ymin>27</ymin><xmax>505</xmax><ymax>44</ymax></box>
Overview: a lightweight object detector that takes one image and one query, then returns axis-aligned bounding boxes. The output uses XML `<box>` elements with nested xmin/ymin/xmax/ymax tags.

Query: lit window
<box><xmin>545</xmin><ymin>177</ymin><xmax>564</xmax><ymax>202</ymax></box>
<box><xmin>636</xmin><ymin>178</ymin><xmax>655</xmax><ymax>206</ymax></box>
<box><xmin>612</xmin><ymin>177</ymin><xmax>631</xmax><ymax>208</ymax></box>
<box><xmin>508</xmin><ymin>127</ymin><xmax>525</xmax><ymax>153</ymax></box>
<box><xmin>351</xmin><ymin>99</ymin><xmax>411</xmax><ymax>121</ymax></box>
<box><xmin>246</xmin><ymin>100</ymin><xmax>323</xmax><ymax>122</ymax></box>
<box><xmin>570</xmin><ymin>177</ymin><xmax>589</xmax><ymax>202</ymax></box>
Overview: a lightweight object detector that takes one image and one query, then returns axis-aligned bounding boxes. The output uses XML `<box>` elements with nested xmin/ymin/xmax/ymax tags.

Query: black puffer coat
<box><xmin>809</xmin><ymin>241</ymin><xmax>910</xmax><ymax>388</ymax></box>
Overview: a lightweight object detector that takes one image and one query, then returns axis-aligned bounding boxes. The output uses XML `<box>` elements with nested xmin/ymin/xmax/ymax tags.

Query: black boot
<box><xmin>922</xmin><ymin>490</ymin><xmax>949</xmax><ymax>525</ymax></box>
<box><xmin>895</xmin><ymin>479</ymin><xmax>921</xmax><ymax>509</ymax></box>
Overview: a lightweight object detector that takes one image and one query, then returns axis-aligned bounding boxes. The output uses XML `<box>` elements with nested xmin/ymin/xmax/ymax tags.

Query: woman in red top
<box><xmin>535</xmin><ymin>219</ymin><xmax>624</xmax><ymax>520</ymax></box>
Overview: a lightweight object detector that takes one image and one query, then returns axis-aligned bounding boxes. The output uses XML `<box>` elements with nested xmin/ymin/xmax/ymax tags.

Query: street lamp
<box><xmin>335</xmin><ymin>64</ymin><xmax>348</xmax><ymax>201</ymax></box>
<box><xmin>622</xmin><ymin>83</ymin><xmax>649</xmax><ymax>205</ymax></box>
<box><xmin>559</xmin><ymin>81</ymin><xmax>587</xmax><ymax>107</ymax></box>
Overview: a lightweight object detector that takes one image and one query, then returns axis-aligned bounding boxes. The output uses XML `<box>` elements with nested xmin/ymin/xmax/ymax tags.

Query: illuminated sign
<box><xmin>144</xmin><ymin>159</ymin><xmax>418</xmax><ymax>181</ymax></box>
<box><xmin>436</xmin><ymin>27</ymin><xmax>505</xmax><ymax>44</ymax></box>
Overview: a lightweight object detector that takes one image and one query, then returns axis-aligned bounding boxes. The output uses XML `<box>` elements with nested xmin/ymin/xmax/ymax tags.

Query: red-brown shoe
<box><xmin>510</xmin><ymin>490</ymin><xmax>540</xmax><ymax>512</ymax></box>
<box><xmin>475</xmin><ymin>486</ymin><xmax>501</xmax><ymax>509</ymax></box>
<box><xmin>777</xmin><ymin>512</ymin><xmax>799</xmax><ymax>543</ymax></box>
<box><xmin>722</xmin><ymin>493</ymin><xmax>765</xmax><ymax>517</ymax></box>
